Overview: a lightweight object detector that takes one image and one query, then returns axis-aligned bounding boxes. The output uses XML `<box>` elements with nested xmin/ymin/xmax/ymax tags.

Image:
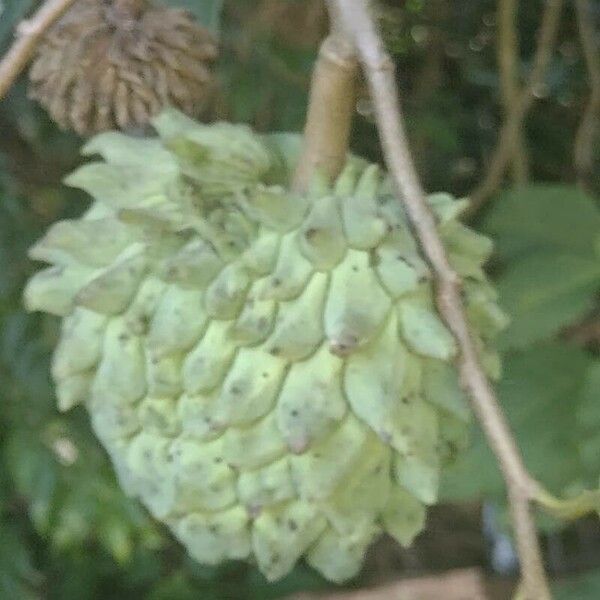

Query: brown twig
<box><xmin>574</xmin><ymin>0</ymin><xmax>600</xmax><ymax>190</ymax></box>
<box><xmin>0</xmin><ymin>0</ymin><xmax>78</xmax><ymax>101</ymax></box>
<box><xmin>468</xmin><ymin>0</ymin><xmax>564</xmax><ymax>215</ymax></box>
<box><xmin>497</xmin><ymin>0</ymin><xmax>529</xmax><ymax>184</ymax></box>
<box><xmin>324</xmin><ymin>1</ymin><xmax>551</xmax><ymax>598</ymax></box>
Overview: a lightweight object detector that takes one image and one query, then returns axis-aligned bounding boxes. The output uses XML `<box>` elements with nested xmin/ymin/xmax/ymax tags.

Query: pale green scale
<box><xmin>212</xmin><ymin>349</ymin><xmax>287</xmax><ymax>427</ymax></box>
<box><xmin>159</xmin><ymin>238</ymin><xmax>224</xmax><ymax>288</ymax></box>
<box><xmin>324</xmin><ymin>249</ymin><xmax>391</xmax><ymax>354</ymax></box>
<box><xmin>441</xmin><ymin>220</ymin><xmax>493</xmax><ymax>281</ymax></box>
<box><xmin>240</xmin><ymin>228</ymin><xmax>281</xmax><ymax>275</ymax></box>
<box><xmin>51</xmin><ymin>308</ymin><xmax>108</xmax><ymax>379</ymax></box>
<box><xmin>92</xmin><ymin>317</ymin><xmax>146</xmax><ymax>405</ymax></box>
<box><xmin>204</xmin><ymin>263</ymin><xmax>251</xmax><ymax>319</ymax></box>
<box><xmin>252</xmin><ymin>501</ymin><xmax>327</xmax><ymax>582</ymax></box>
<box><xmin>237</xmin><ymin>457</ymin><xmax>296</xmax><ymax>509</ymax></box>
<box><xmin>290</xmin><ymin>415</ymin><xmax>374</xmax><ymax>501</ymax></box>
<box><xmin>340</xmin><ymin>165</ymin><xmax>387</xmax><ymax>250</ymax></box>
<box><xmin>123</xmin><ymin>432</ymin><xmax>176</xmax><ymax>519</ymax></box>
<box><xmin>276</xmin><ymin>344</ymin><xmax>347</xmax><ymax>453</ymax></box>
<box><xmin>147</xmin><ymin>285</ymin><xmax>208</xmax><ymax>358</ymax></box>
<box><xmin>340</xmin><ymin>192</ymin><xmax>387</xmax><ymax>251</ymax></box>
<box><xmin>464</xmin><ymin>281</ymin><xmax>510</xmax><ymax>341</ymax></box>
<box><xmin>56</xmin><ymin>371</ymin><xmax>94</xmax><ymax>412</ymax></box>
<box><xmin>221</xmin><ymin>412</ymin><xmax>288</xmax><ymax>470</ymax></box>
<box><xmin>344</xmin><ymin>313</ymin><xmax>412</xmax><ymax>452</ymax></box>
<box><xmin>393</xmin><ymin>398</ymin><xmax>441</xmax><ymax>505</ymax></box>
<box><xmin>381</xmin><ymin>484</ymin><xmax>426</xmax><ymax>546</ymax></box>
<box><xmin>28</xmin><ymin>217</ymin><xmax>133</xmax><ymax>268</ymax></box>
<box><xmin>422</xmin><ymin>359</ymin><xmax>471</xmax><ymax>422</ymax></box>
<box><xmin>374</xmin><ymin>237</ymin><xmax>422</xmax><ymax>299</ymax></box>
<box><xmin>122</xmin><ymin>277</ymin><xmax>167</xmax><ymax>336</ymax></box>
<box><xmin>182</xmin><ymin>320</ymin><xmax>238</xmax><ymax>394</ymax></box>
<box><xmin>230</xmin><ymin>289</ymin><xmax>276</xmax><ymax>345</ymax></box>
<box><xmin>321</xmin><ymin>438</ymin><xmax>390</xmax><ymax>535</ymax></box>
<box><xmin>173</xmin><ymin>506</ymin><xmax>251</xmax><ymax>565</ymax></box>
<box><xmin>397</xmin><ymin>300</ymin><xmax>457</xmax><ymax>361</ymax></box>
<box><xmin>88</xmin><ymin>394</ymin><xmax>140</xmax><ymax>444</ymax></box>
<box><xmin>167</xmin><ymin>437</ymin><xmax>237</xmax><ymax>513</ymax></box>
<box><xmin>307</xmin><ymin>523</ymin><xmax>377</xmax><ymax>584</ymax></box>
<box><xmin>239</xmin><ymin>184</ymin><xmax>308</xmax><ymax>232</ymax></box>
<box><xmin>138</xmin><ymin>397</ymin><xmax>181</xmax><ymax>438</ymax></box>
<box><xmin>256</xmin><ymin>231</ymin><xmax>313</xmax><ymax>301</ymax></box>
<box><xmin>298</xmin><ymin>195</ymin><xmax>346</xmax><ymax>270</ymax></box>
<box><xmin>65</xmin><ymin>162</ymin><xmax>176</xmax><ymax>211</ymax></box>
<box><xmin>427</xmin><ymin>193</ymin><xmax>469</xmax><ymax>224</ymax></box>
<box><xmin>74</xmin><ymin>243</ymin><xmax>148</xmax><ymax>315</ymax></box>
<box><xmin>81</xmin><ymin>130</ymin><xmax>177</xmax><ymax>171</ymax></box>
<box><xmin>144</xmin><ymin>351</ymin><xmax>182</xmax><ymax>398</ymax></box>
<box><xmin>437</xmin><ymin>412</ymin><xmax>471</xmax><ymax>463</ymax></box>
<box><xmin>24</xmin><ymin>264</ymin><xmax>97</xmax><ymax>316</ymax></box>
<box><xmin>177</xmin><ymin>393</ymin><xmax>225</xmax><ymax>441</ymax></box>
<box><xmin>264</xmin><ymin>272</ymin><xmax>328</xmax><ymax>361</ymax></box>
<box><xmin>332</xmin><ymin>162</ymin><xmax>360</xmax><ymax>196</ymax></box>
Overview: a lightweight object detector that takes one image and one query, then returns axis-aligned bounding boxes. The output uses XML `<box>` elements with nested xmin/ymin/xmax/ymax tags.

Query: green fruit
<box><xmin>24</xmin><ymin>109</ymin><xmax>507</xmax><ymax>582</ymax></box>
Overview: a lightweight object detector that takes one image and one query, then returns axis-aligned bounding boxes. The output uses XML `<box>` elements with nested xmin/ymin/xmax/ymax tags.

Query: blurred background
<box><xmin>1</xmin><ymin>0</ymin><xmax>600</xmax><ymax>598</ymax></box>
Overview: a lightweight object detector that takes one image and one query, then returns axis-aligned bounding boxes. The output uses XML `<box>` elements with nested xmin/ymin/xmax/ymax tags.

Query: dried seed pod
<box><xmin>28</xmin><ymin>0</ymin><xmax>218</xmax><ymax>135</ymax></box>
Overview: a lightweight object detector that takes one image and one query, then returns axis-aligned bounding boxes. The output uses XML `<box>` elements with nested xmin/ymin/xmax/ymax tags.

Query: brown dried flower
<box><xmin>28</xmin><ymin>0</ymin><xmax>219</xmax><ymax>135</ymax></box>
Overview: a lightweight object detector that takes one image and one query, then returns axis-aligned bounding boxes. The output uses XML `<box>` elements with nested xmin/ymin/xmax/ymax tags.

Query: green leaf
<box><xmin>0</xmin><ymin>0</ymin><xmax>36</xmax><ymax>52</ymax></box>
<box><xmin>5</xmin><ymin>430</ymin><xmax>58</xmax><ymax>533</ymax></box>
<box><xmin>0</xmin><ymin>521</ymin><xmax>39</xmax><ymax>599</ymax></box>
<box><xmin>555</xmin><ymin>569</ymin><xmax>600</xmax><ymax>600</ymax></box>
<box><xmin>442</xmin><ymin>343</ymin><xmax>594</xmax><ymax>502</ymax></box>
<box><xmin>482</xmin><ymin>185</ymin><xmax>600</xmax><ymax>260</ymax></box>
<box><xmin>496</xmin><ymin>251</ymin><xmax>600</xmax><ymax>349</ymax></box>
<box><xmin>577</xmin><ymin>362</ymin><xmax>600</xmax><ymax>477</ymax></box>
<box><xmin>158</xmin><ymin>0</ymin><xmax>224</xmax><ymax>34</ymax></box>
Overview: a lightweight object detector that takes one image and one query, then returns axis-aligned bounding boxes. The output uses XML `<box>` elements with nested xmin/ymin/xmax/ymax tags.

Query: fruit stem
<box><xmin>292</xmin><ymin>21</ymin><xmax>359</xmax><ymax>193</ymax></box>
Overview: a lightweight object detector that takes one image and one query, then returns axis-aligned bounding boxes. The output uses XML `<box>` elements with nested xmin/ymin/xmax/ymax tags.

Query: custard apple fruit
<box><xmin>24</xmin><ymin>109</ymin><xmax>507</xmax><ymax>582</ymax></box>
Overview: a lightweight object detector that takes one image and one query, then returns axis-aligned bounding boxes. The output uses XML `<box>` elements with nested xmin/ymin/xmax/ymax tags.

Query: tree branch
<box><xmin>468</xmin><ymin>0</ymin><xmax>564</xmax><ymax>215</ymax></box>
<box><xmin>497</xmin><ymin>0</ymin><xmax>529</xmax><ymax>184</ymax></box>
<box><xmin>574</xmin><ymin>0</ymin><xmax>600</xmax><ymax>190</ymax></box>
<box><xmin>0</xmin><ymin>0</ymin><xmax>78</xmax><ymax>101</ymax></box>
<box><xmin>328</xmin><ymin>1</ymin><xmax>551</xmax><ymax>598</ymax></box>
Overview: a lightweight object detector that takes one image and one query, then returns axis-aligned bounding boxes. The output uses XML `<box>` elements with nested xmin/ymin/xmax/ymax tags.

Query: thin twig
<box><xmin>497</xmin><ymin>0</ymin><xmax>529</xmax><ymax>184</ymax></box>
<box><xmin>329</xmin><ymin>1</ymin><xmax>551</xmax><ymax>598</ymax></box>
<box><xmin>468</xmin><ymin>0</ymin><xmax>564</xmax><ymax>215</ymax></box>
<box><xmin>0</xmin><ymin>0</ymin><xmax>78</xmax><ymax>101</ymax></box>
<box><xmin>292</xmin><ymin>31</ymin><xmax>359</xmax><ymax>193</ymax></box>
<box><xmin>574</xmin><ymin>0</ymin><xmax>600</xmax><ymax>190</ymax></box>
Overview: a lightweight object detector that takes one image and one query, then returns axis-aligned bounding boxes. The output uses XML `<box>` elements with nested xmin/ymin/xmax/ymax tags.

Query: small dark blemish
<box><xmin>304</xmin><ymin>228</ymin><xmax>318</xmax><ymax>240</ymax></box>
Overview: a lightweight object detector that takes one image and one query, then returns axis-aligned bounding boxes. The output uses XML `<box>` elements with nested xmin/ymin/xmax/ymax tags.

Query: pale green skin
<box><xmin>24</xmin><ymin>109</ymin><xmax>507</xmax><ymax>583</ymax></box>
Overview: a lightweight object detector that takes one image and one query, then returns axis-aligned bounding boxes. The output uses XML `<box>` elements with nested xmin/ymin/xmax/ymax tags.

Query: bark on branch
<box><xmin>0</xmin><ymin>0</ymin><xmax>79</xmax><ymax>101</ymax></box>
<box><xmin>468</xmin><ymin>0</ymin><xmax>564</xmax><ymax>215</ymax></box>
<box><xmin>574</xmin><ymin>0</ymin><xmax>600</xmax><ymax>190</ymax></box>
<box><xmin>497</xmin><ymin>0</ymin><xmax>529</xmax><ymax>184</ymax></box>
